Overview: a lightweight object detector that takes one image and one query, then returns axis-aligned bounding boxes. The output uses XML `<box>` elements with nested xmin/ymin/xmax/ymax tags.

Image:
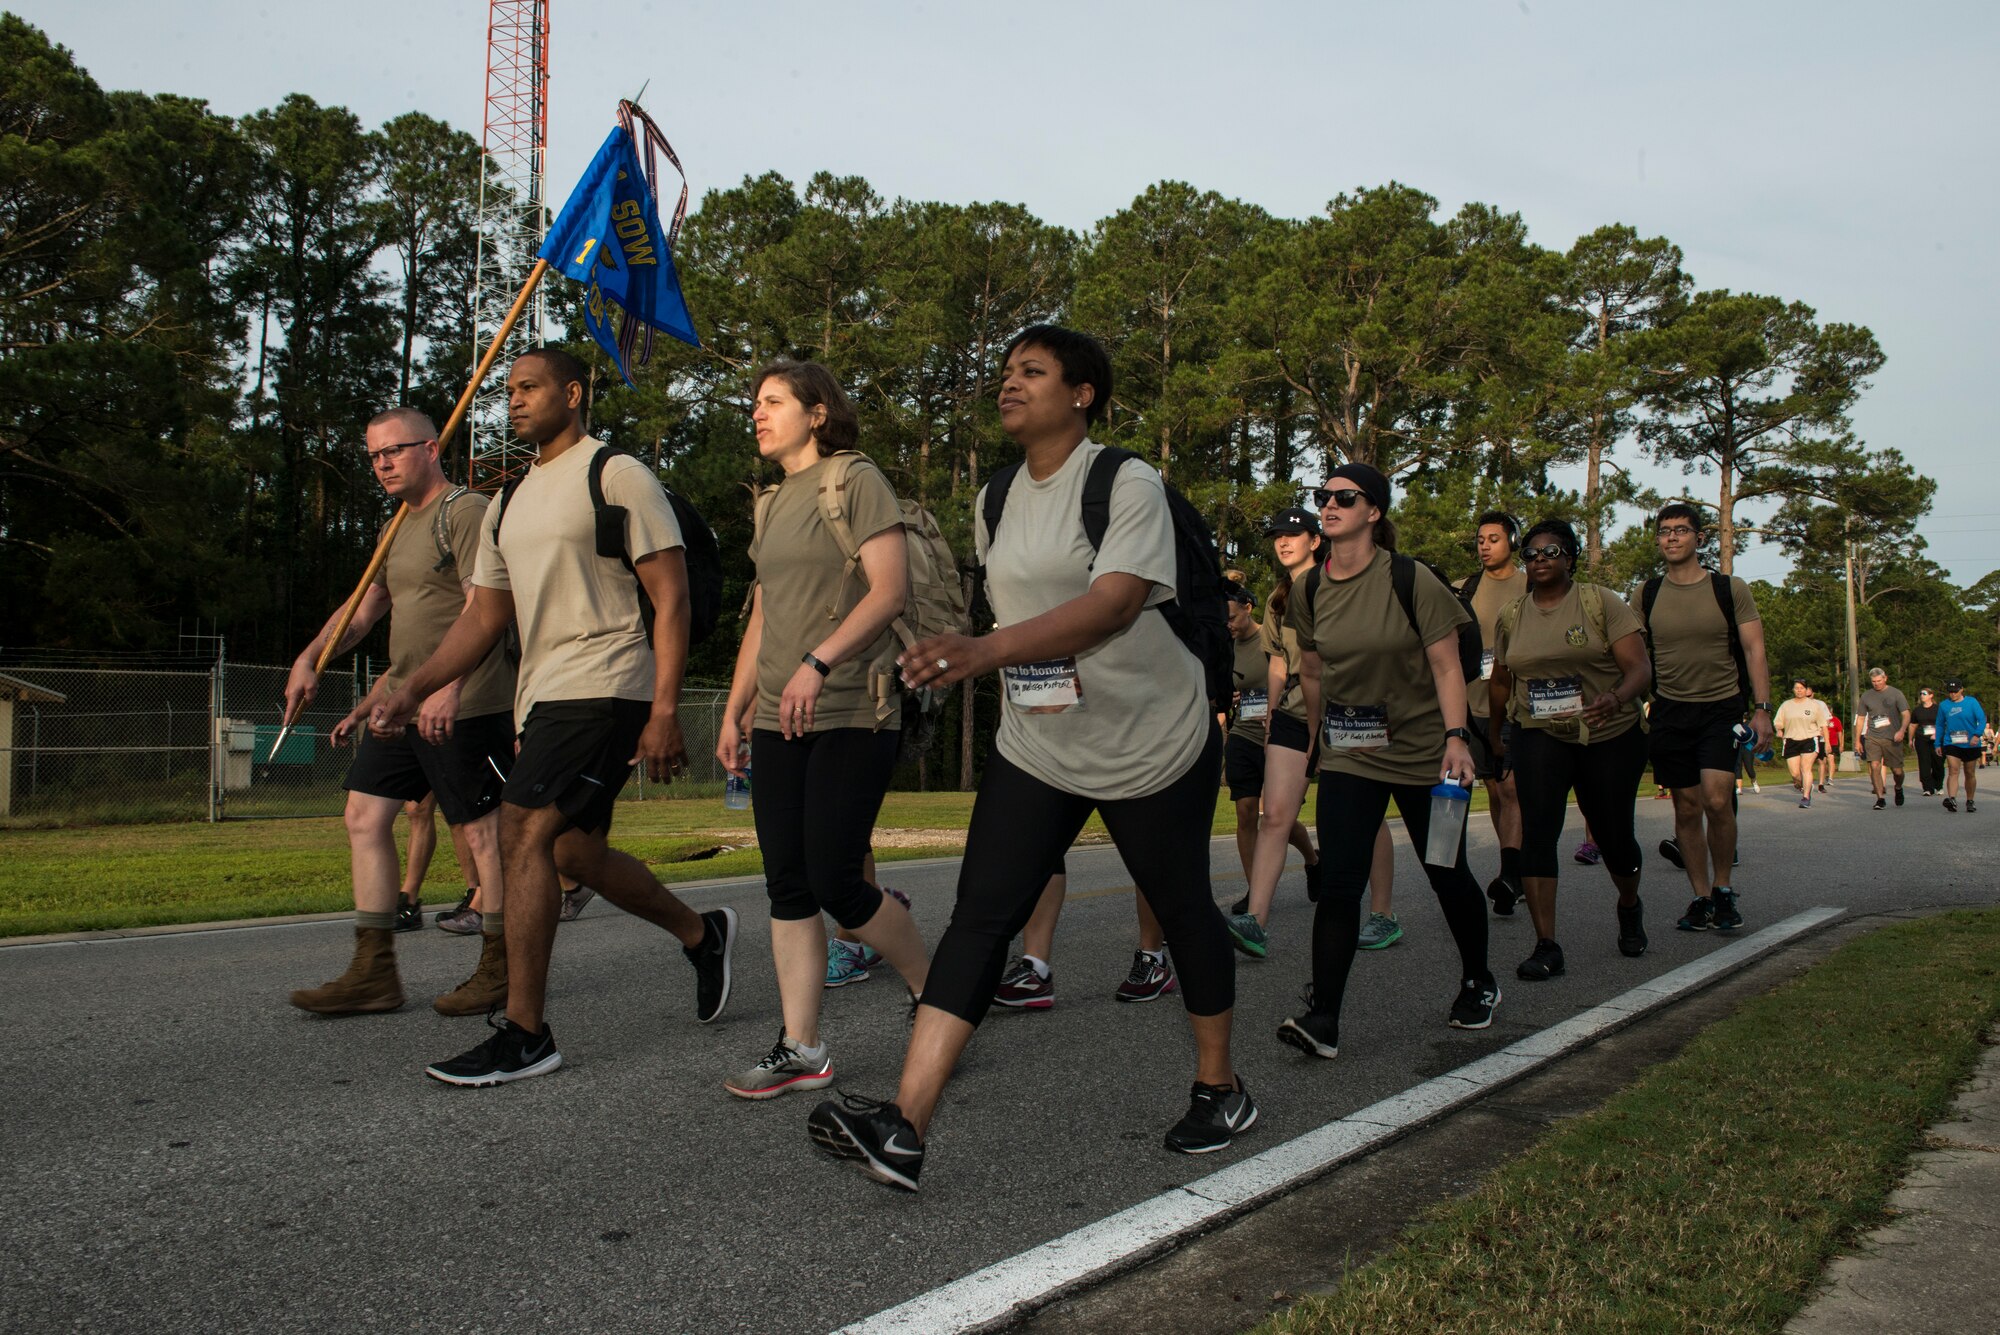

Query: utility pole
<box><xmin>1844</xmin><ymin>533</ymin><xmax>1862</xmax><ymax>758</ymax></box>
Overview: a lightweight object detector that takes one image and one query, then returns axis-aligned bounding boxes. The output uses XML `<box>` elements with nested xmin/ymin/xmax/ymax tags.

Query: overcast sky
<box><xmin>18</xmin><ymin>0</ymin><xmax>1997</xmax><ymax>585</ymax></box>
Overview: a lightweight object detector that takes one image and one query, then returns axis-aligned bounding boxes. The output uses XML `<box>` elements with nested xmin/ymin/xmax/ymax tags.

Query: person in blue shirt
<box><xmin>1935</xmin><ymin>678</ymin><xmax>1988</xmax><ymax>813</ymax></box>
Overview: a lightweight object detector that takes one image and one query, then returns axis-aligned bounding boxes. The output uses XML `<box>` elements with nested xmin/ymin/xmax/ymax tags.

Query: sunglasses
<box><xmin>1522</xmin><ymin>543</ymin><xmax>1569</xmax><ymax>562</ymax></box>
<box><xmin>1311</xmin><ymin>487</ymin><xmax>1368</xmax><ymax>510</ymax></box>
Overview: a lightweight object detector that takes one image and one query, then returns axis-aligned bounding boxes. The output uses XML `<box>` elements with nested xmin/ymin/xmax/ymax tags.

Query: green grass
<box><xmin>1261</xmin><ymin>908</ymin><xmax>2000</xmax><ymax>1335</ymax></box>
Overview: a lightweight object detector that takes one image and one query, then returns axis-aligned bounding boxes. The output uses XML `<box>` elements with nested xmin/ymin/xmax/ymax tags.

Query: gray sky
<box><xmin>20</xmin><ymin>0</ymin><xmax>1997</xmax><ymax>585</ymax></box>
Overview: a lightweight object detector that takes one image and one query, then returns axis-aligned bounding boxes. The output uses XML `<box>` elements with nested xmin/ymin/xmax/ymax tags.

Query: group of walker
<box><xmin>289</xmin><ymin>323</ymin><xmax>1942</xmax><ymax>1195</ymax></box>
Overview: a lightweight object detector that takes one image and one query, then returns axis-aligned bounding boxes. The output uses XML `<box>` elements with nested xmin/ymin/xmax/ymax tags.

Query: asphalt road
<box><xmin>4</xmin><ymin>776</ymin><xmax>1995</xmax><ymax>1334</ymax></box>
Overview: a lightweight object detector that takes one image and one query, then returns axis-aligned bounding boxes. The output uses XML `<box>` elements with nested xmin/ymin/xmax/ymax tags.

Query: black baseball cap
<box><xmin>1945</xmin><ymin>677</ymin><xmax>1964</xmax><ymax>691</ymax></box>
<box><xmin>1224</xmin><ymin>582</ymin><xmax>1255</xmax><ymax>608</ymax></box>
<box><xmin>1263</xmin><ymin>506</ymin><xmax>1322</xmax><ymax>537</ymax></box>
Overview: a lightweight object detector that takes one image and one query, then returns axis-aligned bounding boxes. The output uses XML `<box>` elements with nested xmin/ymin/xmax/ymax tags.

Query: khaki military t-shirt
<box><xmin>1773</xmin><ymin>697</ymin><xmax>1832</xmax><ymax>742</ymax></box>
<box><xmin>1260</xmin><ymin>605</ymin><xmax>1307</xmax><ymax>722</ymax></box>
<box><xmin>749</xmin><ymin>454</ymin><xmax>903</xmax><ymax>733</ymax></box>
<box><xmin>370</xmin><ymin>486</ymin><xmax>514</xmax><ymax>719</ymax></box>
<box><xmin>471</xmin><ymin>438</ymin><xmax>684</xmax><ymax>719</ymax></box>
<box><xmin>1644</xmin><ymin>573</ymin><xmax>1760</xmax><ymax>703</ymax></box>
<box><xmin>1230</xmin><ymin>627</ymin><xmax>1271</xmax><ymax>744</ymax></box>
<box><xmin>1464</xmin><ymin>566</ymin><xmax>1525</xmax><ymax>719</ymax></box>
<box><xmin>975</xmin><ymin>441</ymin><xmax>1208</xmax><ymax>802</ymax></box>
<box><xmin>1491</xmin><ymin>582</ymin><xmax>1645</xmax><ymax>742</ymax></box>
<box><xmin>1288</xmin><ymin>548</ymin><xmax>1471</xmax><ymax>786</ymax></box>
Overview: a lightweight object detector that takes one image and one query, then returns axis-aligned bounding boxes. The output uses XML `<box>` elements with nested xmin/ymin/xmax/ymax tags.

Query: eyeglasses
<box><xmin>367</xmin><ymin>440</ymin><xmax>430</xmax><ymax>467</ymax></box>
<box><xmin>1311</xmin><ymin>487</ymin><xmax>1368</xmax><ymax>510</ymax></box>
<box><xmin>1656</xmin><ymin>524</ymin><xmax>1696</xmax><ymax>538</ymax></box>
<box><xmin>1522</xmin><ymin>543</ymin><xmax>1568</xmax><ymax>562</ymax></box>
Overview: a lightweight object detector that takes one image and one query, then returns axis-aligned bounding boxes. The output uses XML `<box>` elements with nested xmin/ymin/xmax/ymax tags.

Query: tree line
<box><xmin>4</xmin><ymin>15</ymin><xmax>1992</xmax><ymax>786</ymax></box>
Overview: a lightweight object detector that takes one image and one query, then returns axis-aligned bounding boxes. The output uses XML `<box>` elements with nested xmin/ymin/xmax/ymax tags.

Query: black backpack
<box><xmin>1299</xmin><ymin>554</ymin><xmax>1486</xmax><ymax>685</ymax></box>
<box><xmin>1638</xmin><ymin>572</ymin><xmax>1748</xmax><ymax>698</ymax></box>
<box><xmin>980</xmin><ymin>446</ymin><xmax>1234</xmax><ymax>710</ymax></box>
<box><xmin>494</xmin><ymin>445</ymin><xmax>723</xmax><ymax>645</ymax></box>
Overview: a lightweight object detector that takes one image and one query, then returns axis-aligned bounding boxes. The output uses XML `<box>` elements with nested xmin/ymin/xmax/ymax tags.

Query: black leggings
<box><xmin>749</xmin><ymin>727</ymin><xmax>900</xmax><ymax>930</ymax></box>
<box><xmin>1511</xmin><ymin>724</ymin><xmax>1648</xmax><ymax>879</ymax></box>
<box><xmin>1915</xmin><ymin>737</ymin><xmax>1944</xmax><ymax>792</ymax></box>
<box><xmin>924</xmin><ymin>723</ymin><xmax>1232</xmax><ymax>1025</ymax></box>
<box><xmin>1312</xmin><ymin>769</ymin><xmax>1490</xmax><ymax>1024</ymax></box>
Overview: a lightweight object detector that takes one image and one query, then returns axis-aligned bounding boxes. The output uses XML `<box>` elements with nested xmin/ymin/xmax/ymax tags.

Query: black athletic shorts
<box><xmin>1648</xmin><ymin>695</ymin><xmax>1745</xmax><ymax>790</ymax></box>
<box><xmin>1782</xmin><ymin>738</ymin><xmax>1817</xmax><ymax>759</ymax></box>
<box><xmin>1267</xmin><ymin>710</ymin><xmax>1311</xmax><ymax>755</ymax></box>
<box><xmin>342</xmin><ymin>710</ymin><xmax>513</xmax><ymax>825</ymax></box>
<box><xmin>503</xmin><ymin>698</ymin><xmax>650</xmax><ymax>836</ymax></box>
<box><xmin>1942</xmin><ymin>744</ymin><xmax>1983</xmax><ymax>763</ymax></box>
<box><xmin>1466</xmin><ymin>714</ymin><xmax>1505</xmax><ymax>782</ymax></box>
<box><xmin>1224</xmin><ymin>733</ymin><xmax>1265</xmax><ymax>802</ymax></box>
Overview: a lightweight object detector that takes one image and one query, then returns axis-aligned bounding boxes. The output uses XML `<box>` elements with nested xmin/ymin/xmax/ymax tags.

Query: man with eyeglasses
<box><xmin>1857</xmin><ymin>667</ymin><xmax>1912</xmax><ymax>810</ymax></box>
<box><xmin>283</xmin><ymin>407</ymin><xmax>516</xmax><ymax>1020</ymax></box>
<box><xmin>1635</xmin><ymin>502</ymin><xmax>1773</xmax><ymax>933</ymax></box>
<box><xmin>1462</xmin><ymin>511</ymin><xmax>1527</xmax><ymax>915</ymax></box>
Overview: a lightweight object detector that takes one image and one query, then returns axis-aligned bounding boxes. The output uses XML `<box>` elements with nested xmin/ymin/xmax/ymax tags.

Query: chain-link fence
<box><xmin>0</xmin><ymin>651</ymin><xmax>732</xmax><ymax>827</ymax></box>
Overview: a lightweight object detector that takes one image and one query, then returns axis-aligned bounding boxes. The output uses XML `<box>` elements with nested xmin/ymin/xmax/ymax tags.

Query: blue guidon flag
<box><xmin>539</xmin><ymin>101</ymin><xmax>699</xmax><ymax>383</ymax></box>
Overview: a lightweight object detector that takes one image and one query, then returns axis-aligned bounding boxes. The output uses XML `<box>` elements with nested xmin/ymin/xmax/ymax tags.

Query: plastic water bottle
<box><xmin>724</xmin><ymin>765</ymin><xmax>752</xmax><ymax>810</ymax></box>
<box><xmin>1423</xmin><ymin>779</ymin><xmax>1472</xmax><ymax>867</ymax></box>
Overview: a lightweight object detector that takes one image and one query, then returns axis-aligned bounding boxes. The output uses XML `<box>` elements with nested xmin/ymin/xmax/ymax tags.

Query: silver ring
<box><xmin>935</xmin><ymin>658</ymin><xmax>950</xmax><ymax>671</ymax></box>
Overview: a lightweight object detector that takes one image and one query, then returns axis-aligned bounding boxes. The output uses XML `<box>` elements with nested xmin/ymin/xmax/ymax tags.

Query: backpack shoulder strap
<box><xmin>981</xmin><ymin>462</ymin><xmax>1023</xmax><ymax>549</ymax></box>
<box><xmin>490</xmin><ymin>475</ymin><xmax>525</xmax><ymax>543</ymax></box>
<box><xmin>432</xmin><ymin>484</ymin><xmax>469</xmax><ymax>572</ymax></box>
<box><xmin>812</xmin><ymin>450</ymin><xmax>868</xmax><ymax>563</ymax></box>
<box><xmin>1300</xmin><ymin>565</ymin><xmax>1321</xmax><ymax>622</ymax></box>
<box><xmin>587</xmin><ymin>445</ymin><xmax>637</xmax><ymax>573</ymax></box>
<box><xmin>1460</xmin><ymin>570</ymin><xmax>1482</xmax><ymax>600</ymax></box>
<box><xmin>1580</xmin><ymin>582</ymin><xmax>1609</xmax><ymax>648</ymax></box>
<box><xmin>1639</xmin><ymin>577</ymin><xmax>1664</xmax><ymax>626</ymax></box>
<box><xmin>1080</xmin><ymin>445</ymin><xmax>1139</xmax><ymax>553</ymax></box>
<box><xmin>1390</xmin><ymin>554</ymin><xmax>1422</xmax><ymax>642</ymax></box>
<box><xmin>1710</xmin><ymin>571</ymin><xmax>1750</xmax><ymax>693</ymax></box>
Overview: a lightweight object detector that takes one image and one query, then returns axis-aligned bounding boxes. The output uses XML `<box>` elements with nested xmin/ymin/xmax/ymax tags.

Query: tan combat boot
<box><xmin>433</xmin><ymin>931</ymin><xmax>508</xmax><ymax>1017</ymax></box>
<box><xmin>289</xmin><ymin>927</ymin><xmax>405</xmax><ymax>1014</ymax></box>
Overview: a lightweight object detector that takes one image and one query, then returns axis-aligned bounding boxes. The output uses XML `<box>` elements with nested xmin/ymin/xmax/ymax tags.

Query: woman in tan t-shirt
<box><xmin>714</xmin><ymin>360</ymin><xmax>929</xmax><ymax>1101</ymax></box>
<box><xmin>1488</xmin><ymin>518</ymin><xmax>1654</xmax><ymax>984</ymax></box>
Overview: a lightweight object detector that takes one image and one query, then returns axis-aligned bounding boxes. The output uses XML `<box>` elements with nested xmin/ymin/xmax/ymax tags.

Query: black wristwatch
<box><xmin>802</xmin><ymin>652</ymin><xmax>831</xmax><ymax>677</ymax></box>
<box><xmin>1751</xmin><ymin>701</ymin><xmax>1771</xmax><ymax>713</ymax></box>
<box><xmin>1444</xmin><ymin>727</ymin><xmax>1472</xmax><ymax>743</ymax></box>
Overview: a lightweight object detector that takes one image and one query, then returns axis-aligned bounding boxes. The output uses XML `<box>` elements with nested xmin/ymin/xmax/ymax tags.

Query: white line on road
<box><xmin>835</xmin><ymin>906</ymin><xmax>1847</xmax><ymax>1335</ymax></box>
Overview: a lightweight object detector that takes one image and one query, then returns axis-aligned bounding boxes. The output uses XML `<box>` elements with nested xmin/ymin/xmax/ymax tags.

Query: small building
<box><xmin>0</xmin><ymin>671</ymin><xmax>68</xmax><ymax>818</ymax></box>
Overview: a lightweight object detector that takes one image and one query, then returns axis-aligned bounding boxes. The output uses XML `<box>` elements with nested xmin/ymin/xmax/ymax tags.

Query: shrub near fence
<box><xmin>0</xmin><ymin>652</ymin><xmax>733</xmax><ymax>827</ymax></box>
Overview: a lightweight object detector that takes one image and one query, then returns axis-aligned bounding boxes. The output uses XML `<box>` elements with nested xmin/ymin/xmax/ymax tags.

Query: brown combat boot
<box><xmin>289</xmin><ymin>927</ymin><xmax>405</xmax><ymax>1014</ymax></box>
<box><xmin>433</xmin><ymin>931</ymin><xmax>508</xmax><ymax>1017</ymax></box>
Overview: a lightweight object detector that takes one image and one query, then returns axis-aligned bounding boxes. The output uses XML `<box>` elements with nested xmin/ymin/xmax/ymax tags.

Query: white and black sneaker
<box><xmin>425</xmin><ymin>1014</ymin><xmax>562</xmax><ymax>1087</ymax></box>
<box><xmin>1448</xmin><ymin>977</ymin><xmax>1500</xmax><ymax>1030</ymax></box>
<box><xmin>685</xmin><ymin>907</ymin><xmax>738</xmax><ymax>1024</ymax></box>
<box><xmin>808</xmin><ymin>1092</ymin><xmax>925</xmax><ymax>1192</ymax></box>
<box><xmin>1164</xmin><ymin>1077</ymin><xmax>1259</xmax><ymax>1154</ymax></box>
<box><xmin>1276</xmin><ymin>986</ymin><xmax>1340</xmax><ymax>1059</ymax></box>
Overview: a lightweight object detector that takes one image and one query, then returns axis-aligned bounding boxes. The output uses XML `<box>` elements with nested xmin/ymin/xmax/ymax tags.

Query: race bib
<box><xmin>1872</xmin><ymin>715</ymin><xmax>1892</xmax><ymax>731</ymax></box>
<box><xmin>1322</xmin><ymin>703</ymin><xmax>1390</xmax><ymax>751</ymax></box>
<box><xmin>1951</xmin><ymin>731</ymin><xmax>1971</xmax><ymax>746</ymax></box>
<box><xmin>1003</xmin><ymin>659</ymin><xmax>1085</xmax><ymax>714</ymax></box>
<box><xmin>1237</xmin><ymin>688</ymin><xmax>1269</xmax><ymax>722</ymax></box>
<box><xmin>1479</xmin><ymin>650</ymin><xmax>1495</xmax><ymax>682</ymax></box>
<box><xmin>1526</xmin><ymin>676</ymin><xmax>1585</xmax><ymax>720</ymax></box>
<box><xmin>1922</xmin><ymin>724</ymin><xmax>1935</xmax><ymax>738</ymax></box>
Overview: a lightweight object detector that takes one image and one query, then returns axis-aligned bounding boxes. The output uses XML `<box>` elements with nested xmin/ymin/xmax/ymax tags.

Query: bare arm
<box><xmin>1738</xmin><ymin>616</ymin><xmax>1774</xmax><ymax>748</ymax></box>
<box><xmin>896</xmin><ymin>572</ymin><xmax>1153</xmax><ymax>690</ymax></box>
<box><xmin>776</xmin><ymin>528</ymin><xmax>910</xmax><ymax>738</ymax></box>
<box><xmin>717</xmin><ymin>586</ymin><xmax>764</xmax><ymax>776</ymax></box>
<box><xmin>1582</xmin><ymin>632</ymin><xmax>1652</xmax><ymax>726</ymax></box>
<box><xmin>1425</xmin><ymin>636</ymin><xmax>1476</xmax><ymax>784</ymax></box>
<box><xmin>371</xmin><ymin>584</ymin><xmax>514</xmax><ymax>731</ymax></box>
<box><xmin>631</xmin><ymin>547</ymin><xmax>691</xmax><ymax>781</ymax></box>
<box><xmin>284</xmin><ymin>584</ymin><xmax>394</xmax><ymax>714</ymax></box>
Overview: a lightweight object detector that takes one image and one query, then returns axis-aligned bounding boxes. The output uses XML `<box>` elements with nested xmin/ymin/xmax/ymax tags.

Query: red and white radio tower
<box><xmin>468</xmin><ymin>0</ymin><xmax>550</xmax><ymax>493</ymax></box>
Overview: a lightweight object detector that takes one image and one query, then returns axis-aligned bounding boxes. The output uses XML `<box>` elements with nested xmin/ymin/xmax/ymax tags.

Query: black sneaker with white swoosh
<box><xmin>807</xmin><ymin>1093</ymin><xmax>925</xmax><ymax>1192</ymax></box>
<box><xmin>1164</xmin><ymin>1077</ymin><xmax>1260</xmax><ymax>1154</ymax></box>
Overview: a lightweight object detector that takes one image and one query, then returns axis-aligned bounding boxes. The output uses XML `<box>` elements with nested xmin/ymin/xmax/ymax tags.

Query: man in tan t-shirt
<box><xmin>282</xmin><ymin>407</ymin><xmax>516</xmax><ymax>1020</ymax></box>
<box><xmin>1464</xmin><ymin>511</ymin><xmax>1526</xmax><ymax>914</ymax></box>
<box><xmin>372</xmin><ymin>347</ymin><xmax>736</xmax><ymax>1088</ymax></box>
<box><xmin>1772</xmin><ymin>678</ymin><xmax>1831</xmax><ymax>806</ymax></box>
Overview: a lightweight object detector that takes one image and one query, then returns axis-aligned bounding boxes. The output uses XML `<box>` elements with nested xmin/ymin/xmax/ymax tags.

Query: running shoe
<box><xmin>1659</xmin><ymin>837</ymin><xmax>1686</xmax><ymax>869</ymax></box>
<box><xmin>1164</xmin><ymin>1078</ymin><xmax>1259</xmax><ymax>1154</ymax></box>
<box><xmin>1921</xmin><ymin>788</ymin><xmax>1935</xmax><ymax>797</ymax></box>
<box><xmin>1448</xmin><ymin>978</ymin><xmax>1500</xmax><ymax>1030</ymax></box>
<box><xmin>1894</xmin><ymin>786</ymin><xmax>1905</xmax><ymax>806</ymax></box>
<box><xmin>1968</xmin><ymin>801</ymin><xmax>1978</xmax><ymax>813</ymax></box>
<box><xmin>559</xmin><ymin>884</ymin><xmax>596</xmax><ymax>922</ymax></box>
<box><xmin>1799</xmin><ymin>794</ymin><xmax>1811</xmax><ymax>809</ymax></box>
<box><xmin>807</xmin><ymin>1093</ymin><xmax>924</xmax><ymax>1192</ymax></box>
<box><xmin>1357</xmin><ymin>911</ymin><xmax>1403</xmax><ymax>950</ymax></box>
<box><xmin>724</xmin><ymin>1032</ymin><xmax>834</xmax><ymax>1101</ymax></box>
<box><xmin>393</xmin><ymin>895</ymin><xmax>423</xmax><ymax>933</ymax></box>
<box><xmin>1304</xmin><ymin>861</ymin><xmax>1322</xmax><ymax>903</ymax></box>
<box><xmin>1572</xmin><ymin>841</ymin><xmax>1603</xmax><ymax>866</ymax></box>
<box><xmin>1710</xmin><ymin>887</ymin><xmax>1743</xmax><ymax>931</ymax></box>
<box><xmin>824</xmin><ymin>938</ymin><xmax>872</xmax><ymax>989</ymax></box>
<box><xmin>1226</xmin><ymin>912</ymin><xmax>1270</xmax><ymax>959</ymax></box>
<box><xmin>1515</xmin><ymin>938</ymin><xmax>1565</xmax><ymax>981</ymax></box>
<box><xmin>1818</xmin><ymin>782</ymin><xmax>1829</xmax><ymax>793</ymax></box>
<box><xmin>1114</xmin><ymin>950</ymin><xmax>1178</xmax><ymax>1003</ymax></box>
<box><xmin>684</xmin><ymin>907</ymin><xmax>738</xmax><ymax>1024</ymax></box>
<box><xmin>1228</xmin><ymin>893</ymin><xmax>1250</xmax><ymax>916</ymax></box>
<box><xmin>1616</xmin><ymin>899</ymin><xmax>1648</xmax><ymax>957</ymax></box>
<box><xmin>435</xmin><ymin>890</ymin><xmax>482</xmax><ymax>935</ymax></box>
<box><xmin>1943</xmin><ymin>796</ymin><xmax>1958</xmax><ymax>813</ymax></box>
<box><xmin>1873</xmin><ymin>797</ymin><xmax>1886</xmax><ymax>810</ymax></box>
<box><xmin>992</xmin><ymin>957</ymin><xmax>1054</xmax><ymax>1010</ymax></box>
<box><xmin>1486</xmin><ymin>875</ymin><xmax>1520</xmax><ymax>916</ymax></box>
<box><xmin>425</xmin><ymin>1014</ymin><xmax>561</xmax><ymax>1087</ymax></box>
<box><xmin>1676</xmin><ymin>896</ymin><xmax>1715</xmax><ymax>931</ymax></box>
<box><xmin>1276</xmin><ymin>993</ymin><xmax>1340</xmax><ymax>1059</ymax></box>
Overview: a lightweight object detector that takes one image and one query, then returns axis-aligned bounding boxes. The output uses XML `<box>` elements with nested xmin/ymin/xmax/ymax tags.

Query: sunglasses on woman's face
<box><xmin>1312</xmin><ymin>487</ymin><xmax>1367</xmax><ymax>510</ymax></box>
<box><xmin>1522</xmin><ymin>543</ymin><xmax>1568</xmax><ymax>562</ymax></box>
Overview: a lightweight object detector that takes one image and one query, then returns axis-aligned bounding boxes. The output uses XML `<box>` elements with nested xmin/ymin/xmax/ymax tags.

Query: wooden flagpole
<box><xmin>270</xmin><ymin>258</ymin><xmax>551</xmax><ymax>759</ymax></box>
